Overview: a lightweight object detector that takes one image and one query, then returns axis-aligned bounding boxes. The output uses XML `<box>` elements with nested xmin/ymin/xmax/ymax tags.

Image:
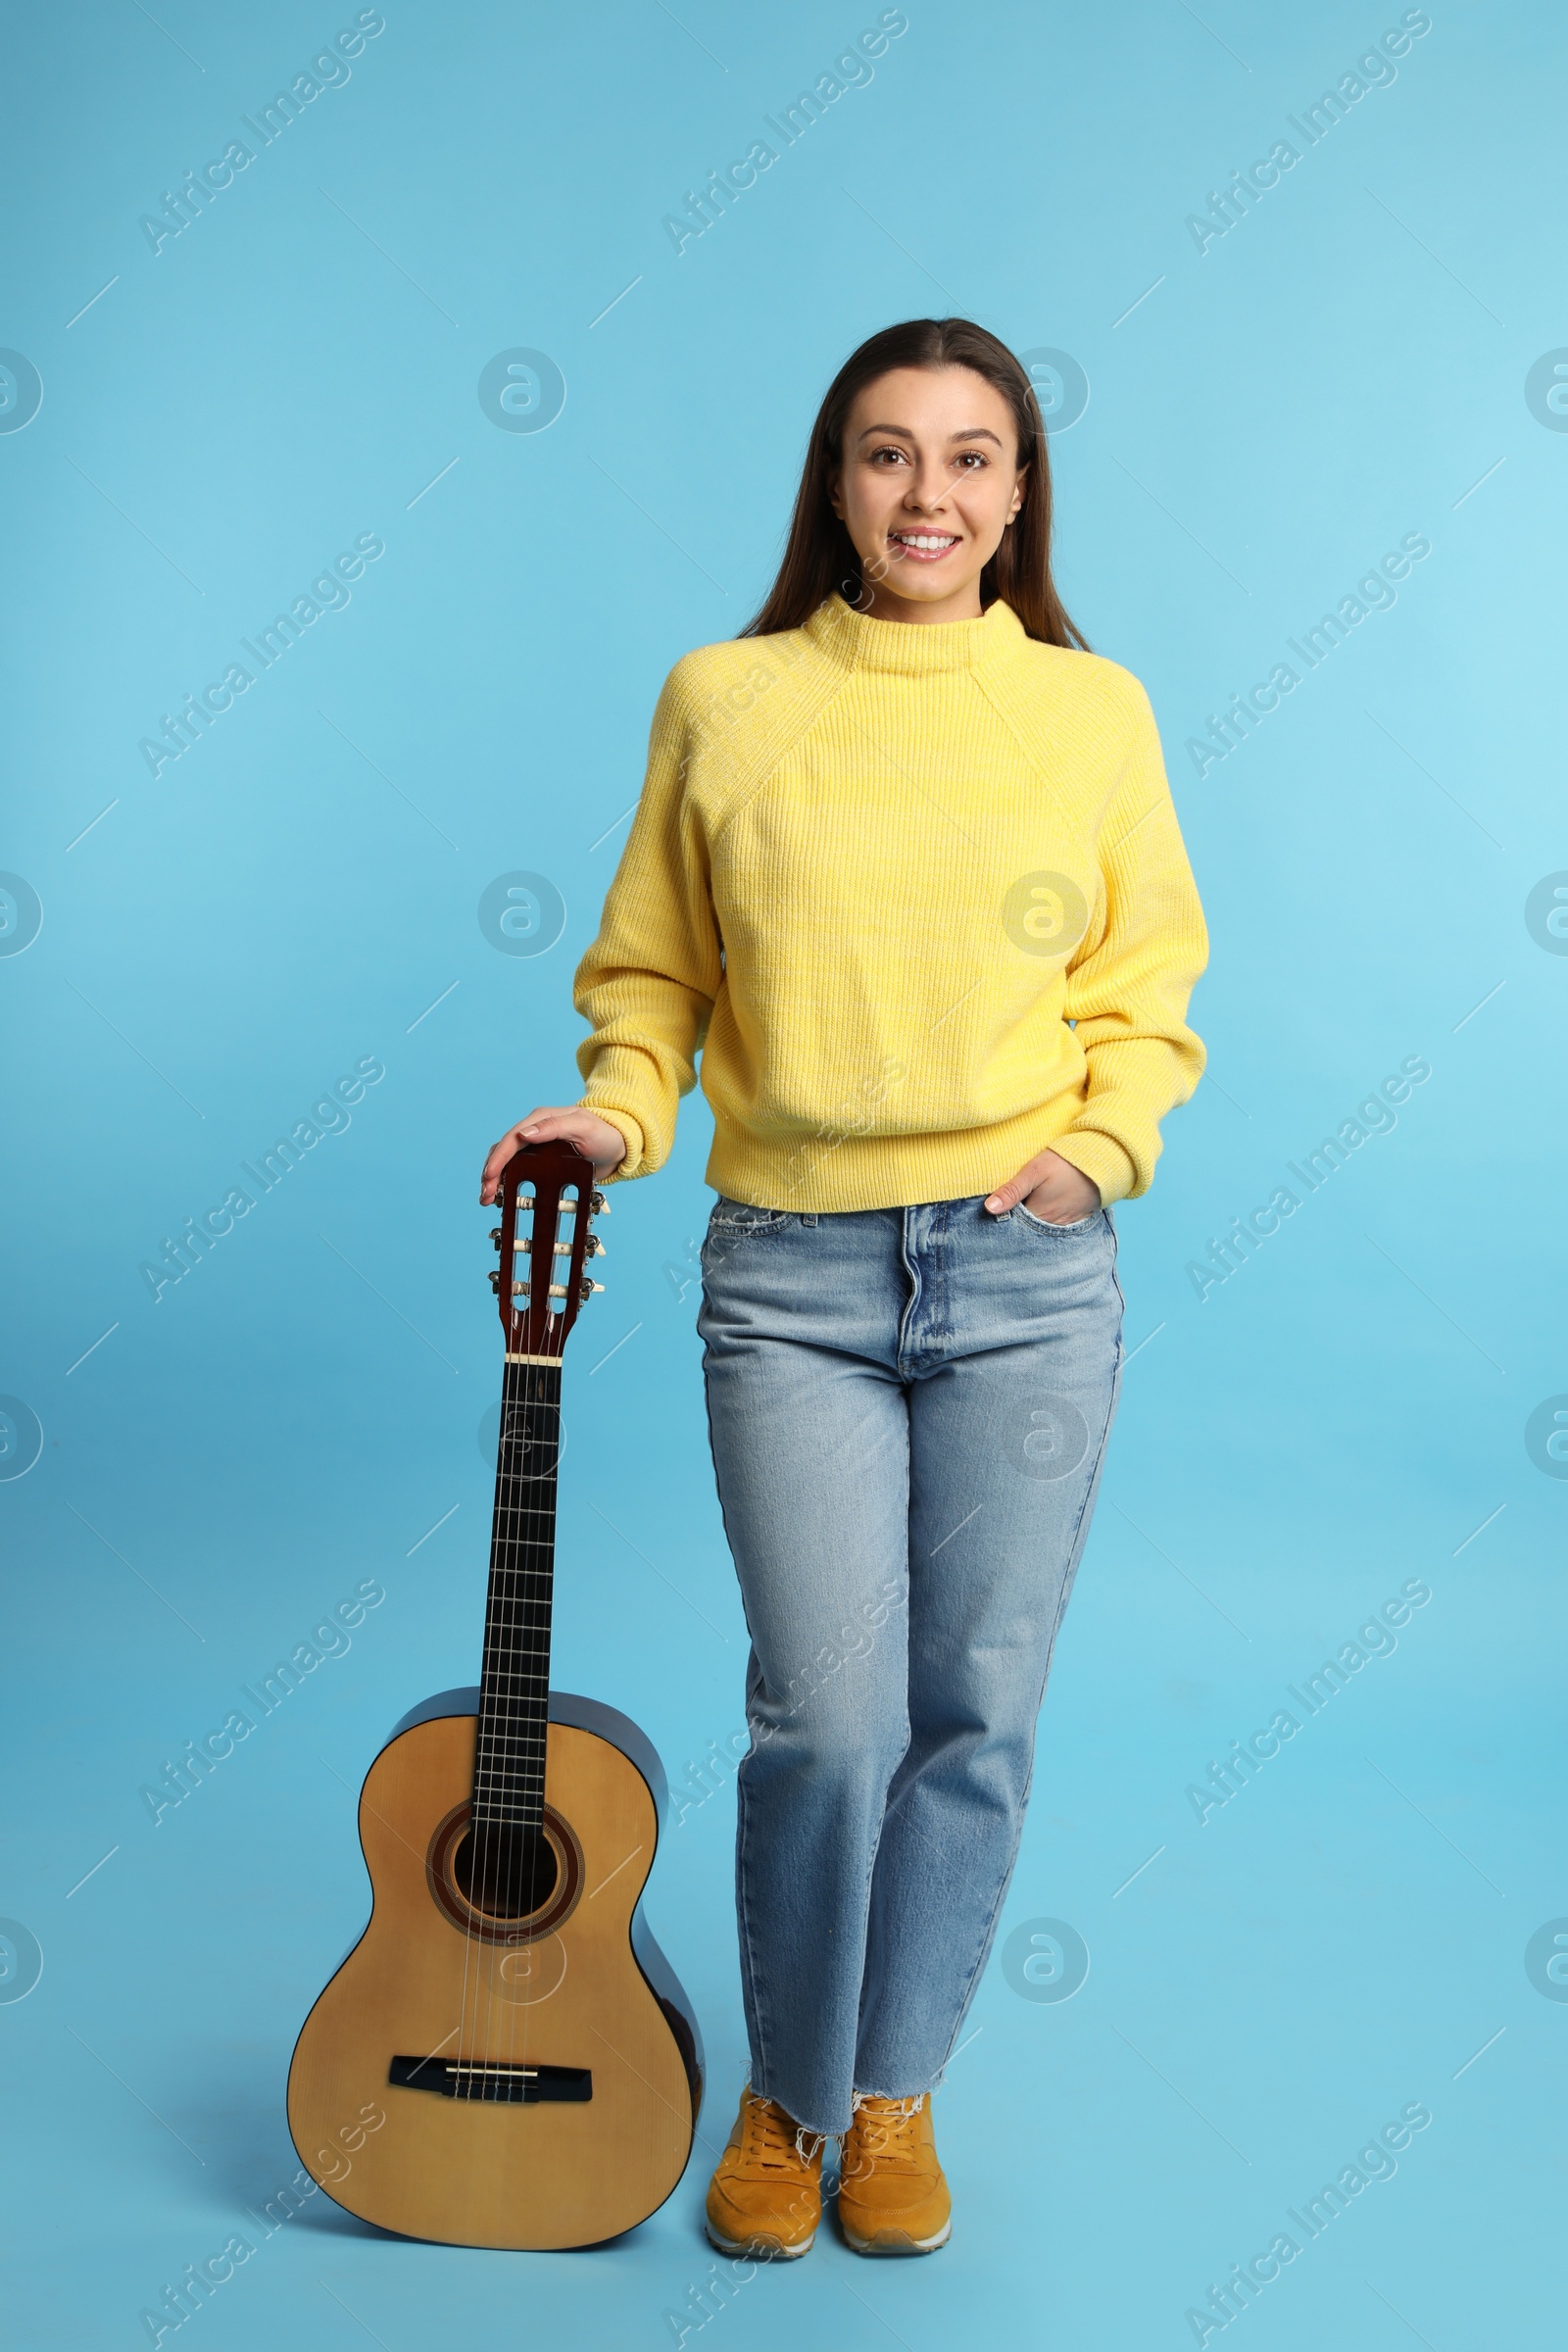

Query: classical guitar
<box><xmin>287</xmin><ymin>1140</ymin><xmax>703</xmax><ymax>2248</ymax></box>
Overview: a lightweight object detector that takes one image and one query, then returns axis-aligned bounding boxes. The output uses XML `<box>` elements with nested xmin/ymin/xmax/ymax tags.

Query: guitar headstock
<box><xmin>488</xmin><ymin>1140</ymin><xmax>607</xmax><ymax>1361</ymax></box>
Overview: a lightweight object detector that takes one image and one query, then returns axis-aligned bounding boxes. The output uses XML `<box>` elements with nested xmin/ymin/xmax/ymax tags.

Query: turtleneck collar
<box><xmin>801</xmin><ymin>590</ymin><xmax>1028</xmax><ymax>677</ymax></box>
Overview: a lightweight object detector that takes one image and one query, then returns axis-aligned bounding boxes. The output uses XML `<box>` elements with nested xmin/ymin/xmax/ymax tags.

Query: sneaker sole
<box><xmin>704</xmin><ymin>2220</ymin><xmax>816</xmax><ymax>2261</ymax></box>
<box><xmin>841</xmin><ymin>2215</ymin><xmax>952</xmax><ymax>2255</ymax></box>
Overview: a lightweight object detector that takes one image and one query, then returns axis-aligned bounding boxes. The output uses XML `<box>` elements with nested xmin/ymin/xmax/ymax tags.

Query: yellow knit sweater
<box><xmin>572</xmin><ymin>592</ymin><xmax>1207</xmax><ymax>1213</ymax></box>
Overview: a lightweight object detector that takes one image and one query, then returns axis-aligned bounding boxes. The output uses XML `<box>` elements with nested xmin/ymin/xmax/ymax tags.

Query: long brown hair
<box><xmin>740</xmin><ymin>318</ymin><xmax>1087</xmax><ymax>650</ymax></box>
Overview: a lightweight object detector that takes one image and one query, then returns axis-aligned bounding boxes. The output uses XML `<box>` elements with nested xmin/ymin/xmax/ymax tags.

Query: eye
<box><xmin>956</xmin><ymin>450</ymin><xmax>988</xmax><ymax>469</ymax></box>
<box><xmin>868</xmin><ymin>444</ymin><xmax>910</xmax><ymax>466</ymax></box>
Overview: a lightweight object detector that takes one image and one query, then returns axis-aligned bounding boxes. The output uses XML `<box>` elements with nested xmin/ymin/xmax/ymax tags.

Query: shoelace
<box><xmin>848</xmin><ymin>2092</ymin><xmax>926</xmax><ymax>2172</ymax></box>
<box><xmin>743</xmin><ymin>2092</ymin><xmax>825</xmax><ymax>2171</ymax></box>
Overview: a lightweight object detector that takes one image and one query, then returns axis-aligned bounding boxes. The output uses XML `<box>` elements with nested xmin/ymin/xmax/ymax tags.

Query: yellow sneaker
<box><xmin>705</xmin><ymin>2086</ymin><xmax>824</xmax><ymax>2259</ymax></box>
<box><xmin>837</xmin><ymin>2091</ymin><xmax>952</xmax><ymax>2254</ymax></box>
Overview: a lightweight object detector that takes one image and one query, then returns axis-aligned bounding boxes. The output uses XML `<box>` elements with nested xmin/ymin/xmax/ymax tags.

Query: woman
<box><xmin>481</xmin><ymin>318</ymin><xmax>1207</xmax><ymax>2259</ymax></box>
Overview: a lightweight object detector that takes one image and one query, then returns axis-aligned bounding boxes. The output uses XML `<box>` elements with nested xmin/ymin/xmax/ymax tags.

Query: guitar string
<box><xmin>466</xmin><ymin>1176</ymin><xmax>583</xmax><ymax>2105</ymax></box>
<box><xmin>508</xmin><ymin>1311</ymin><xmax>555</xmax><ymax>2099</ymax></box>
<box><xmin>499</xmin><ymin>1201</ymin><xmax>550</xmax><ymax>2096</ymax></box>
<box><xmin>476</xmin><ymin>1186</ymin><xmax>539</xmax><ymax>2100</ymax></box>
<box><xmin>505</xmin><ymin>1289</ymin><xmax>555</xmax><ymax>2097</ymax></box>
<box><xmin>499</xmin><ymin>1189</ymin><xmax>573</xmax><ymax>2100</ymax></box>
<box><xmin>466</xmin><ymin>1186</ymin><xmax>519</xmax><ymax>2102</ymax></box>
<box><xmin>460</xmin><ymin>1180</ymin><xmax>535</xmax><ymax>2102</ymax></box>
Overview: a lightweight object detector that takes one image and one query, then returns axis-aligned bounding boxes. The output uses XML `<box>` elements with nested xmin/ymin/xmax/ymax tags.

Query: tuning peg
<box><xmin>590</xmin><ymin>1191</ymin><xmax>610</xmax><ymax>1215</ymax></box>
<box><xmin>578</xmin><ymin>1278</ymin><xmax>605</xmax><ymax>1300</ymax></box>
<box><xmin>585</xmin><ymin>1233</ymin><xmax>606</xmax><ymax>1256</ymax></box>
<box><xmin>489</xmin><ymin>1270</ymin><xmax>502</xmax><ymax>1294</ymax></box>
<box><xmin>490</xmin><ymin>1227</ymin><xmax>504</xmax><ymax>1250</ymax></box>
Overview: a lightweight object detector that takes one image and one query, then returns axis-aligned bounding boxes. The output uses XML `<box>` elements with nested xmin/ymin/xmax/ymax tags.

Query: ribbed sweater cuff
<box><xmin>576</xmin><ymin>1100</ymin><xmax>646</xmax><ymax>1183</ymax></box>
<box><xmin>1048</xmin><ymin>1128</ymin><xmax>1140</xmax><ymax>1208</ymax></box>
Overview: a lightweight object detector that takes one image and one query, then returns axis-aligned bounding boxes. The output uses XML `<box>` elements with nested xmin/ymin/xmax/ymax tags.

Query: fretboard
<box><xmin>472</xmin><ymin>1355</ymin><xmax>562</xmax><ymax>1830</ymax></box>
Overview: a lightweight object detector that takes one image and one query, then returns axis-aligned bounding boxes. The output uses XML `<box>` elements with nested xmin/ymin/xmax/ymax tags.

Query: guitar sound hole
<box><xmin>452</xmin><ymin>1824</ymin><xmax>560</xmax><ymax>1920</ymax></box>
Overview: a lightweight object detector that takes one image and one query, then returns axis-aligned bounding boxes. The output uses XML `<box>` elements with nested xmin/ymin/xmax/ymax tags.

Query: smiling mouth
<box><xmin>888</xmin><ymin>530</ymin><xmax>959</xmax><ymax>562</ymax></box>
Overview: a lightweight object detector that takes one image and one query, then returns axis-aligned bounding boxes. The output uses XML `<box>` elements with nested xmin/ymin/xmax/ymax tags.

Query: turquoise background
<box><xmin>2</xmin><ymin>1</ymin><xmax>1563</xmax><ymax>2344</ymax></box>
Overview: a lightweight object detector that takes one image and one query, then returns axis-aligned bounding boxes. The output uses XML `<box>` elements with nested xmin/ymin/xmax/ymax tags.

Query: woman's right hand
<box><xmin>480</xmin><ymin>1107</ymin><xmax>628</xmax><ymax>1204</ymax></box>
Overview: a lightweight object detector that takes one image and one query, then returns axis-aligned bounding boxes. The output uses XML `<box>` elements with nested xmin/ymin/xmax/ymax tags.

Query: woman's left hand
<box><xmin>983</xmin><ymin>1148</ymin><xmax>1101</xmax><ymax>1224</ymax></box>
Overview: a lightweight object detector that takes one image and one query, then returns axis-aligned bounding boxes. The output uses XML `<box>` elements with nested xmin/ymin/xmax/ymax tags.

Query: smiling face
<box><xmin>828</xmin><ymin>365</ymin><xmax>1028</xmax><ymax>625</ymax></box>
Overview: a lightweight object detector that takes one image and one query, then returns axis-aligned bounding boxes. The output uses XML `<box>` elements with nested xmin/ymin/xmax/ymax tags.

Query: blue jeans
<box><xmin>696</xmin><ymin>1191</ymin><xmax>1126</xmax><ymax>2136</ymax></box>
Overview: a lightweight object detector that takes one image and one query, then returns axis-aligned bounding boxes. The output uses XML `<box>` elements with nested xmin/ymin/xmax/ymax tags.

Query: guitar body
<box><xmin>287</xmin><ymin>1688</ymin><xmax>703</xmax><ymax>2249</ymax></box>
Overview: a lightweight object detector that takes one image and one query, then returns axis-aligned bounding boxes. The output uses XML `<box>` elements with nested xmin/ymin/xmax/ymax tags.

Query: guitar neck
<box><xmin>473</xmin><ymin>1353</ymin><xmax>563</xmax><ymax>1832</ymax></box>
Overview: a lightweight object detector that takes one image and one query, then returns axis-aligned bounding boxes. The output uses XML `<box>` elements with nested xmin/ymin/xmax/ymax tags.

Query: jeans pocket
<box><xmin>708</xmin><ymin>1197</ymin><xmax>793</xmax><ymax>1237</ymax></box>
<box><xmin>1012</xmin><ymin>1201</ymin><xmax>1102</xmax><ymax>1234</ymax></box>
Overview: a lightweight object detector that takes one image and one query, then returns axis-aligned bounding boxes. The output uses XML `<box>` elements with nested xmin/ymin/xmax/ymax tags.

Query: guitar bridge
<box><xmin>389</xmin><ymin>2055</ymin><xmax>591</xmax><ymax>2103</ymax></box>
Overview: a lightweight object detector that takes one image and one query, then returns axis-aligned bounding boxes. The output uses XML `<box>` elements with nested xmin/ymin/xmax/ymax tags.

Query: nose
<box><xmin>903</xmin><ymin>471</ymin><xmax>951</xmax><ymax>514</ymax></box>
